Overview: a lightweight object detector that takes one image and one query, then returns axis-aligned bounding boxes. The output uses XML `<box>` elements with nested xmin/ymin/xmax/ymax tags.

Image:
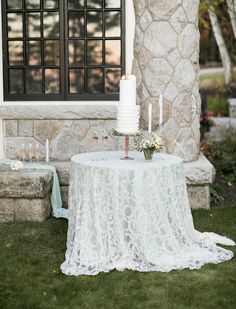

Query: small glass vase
<box><xmin>143</xmin><ymin>149</ymin><xmax>155</xmax><ymax>161</ymax></box>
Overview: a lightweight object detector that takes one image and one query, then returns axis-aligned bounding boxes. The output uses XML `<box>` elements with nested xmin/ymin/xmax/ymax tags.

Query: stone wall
<box><xmin>1</xmin><ymin>104</ymin><xmax>141</xmax><ymax>161</ymax></box>
<box><xmin>132</xmin><ymin>0</ymin><xmax>201</xmax><ymax>162</ymax></box>
<box><xmin>0</xmin><ymin>105</ymin><xmax>134</xmax><ymax>161</ymax></box>
<box><xmin>3</xmin><ymin>118</ymin><xmax>120</xmax><ymax>161</ymax></box>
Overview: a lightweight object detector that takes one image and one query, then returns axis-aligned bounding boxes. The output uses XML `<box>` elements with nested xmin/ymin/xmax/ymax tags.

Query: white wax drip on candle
<box><xmin>148</xmin><ymin>103</ymin><xmax>152</xmax><ymax>135</ymax></box>
<box><xmin>159</xmin><ymin>94</ymin><xmax>163</xmax><ymax>127</ymax></box>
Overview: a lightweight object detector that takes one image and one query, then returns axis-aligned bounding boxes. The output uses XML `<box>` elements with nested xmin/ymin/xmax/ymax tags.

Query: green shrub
<box><xmin>207</xmin><ymin>95</ymin><xmax>229</xmax><ymax>116</ymax></box>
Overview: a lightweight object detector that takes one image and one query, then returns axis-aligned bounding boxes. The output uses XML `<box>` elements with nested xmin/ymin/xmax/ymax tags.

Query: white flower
<box><xmin>10</xmin><ymin>161</ymin><xmax>24</xmax><ymax>171</ymax></box>
<box><xmin>132</xmin><ymin>133</ymin><xmax>165</xmax><ymax>152</ymax></box>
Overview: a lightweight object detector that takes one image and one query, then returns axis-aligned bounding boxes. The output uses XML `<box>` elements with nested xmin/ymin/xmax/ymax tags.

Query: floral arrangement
<box><xmin>200</xmin><ymin>111</ymin><xmax>215</xmax><ymax>130</ymax></box>
<box><xmin>200</xmin><ymin>110</ymin><xmax>215</xmax><ymax>140</ymax></box>
<box><xmin>133</xmin><ymin>134</ymin><xmax>165</xmax><ymax>160</ymax></box>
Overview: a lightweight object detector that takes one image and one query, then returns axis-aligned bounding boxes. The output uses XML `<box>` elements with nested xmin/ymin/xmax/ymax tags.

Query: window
<box><xmin>2</xmin><ymin>0</ymin><xmax>125</xmax><ymax>101</ymax></box>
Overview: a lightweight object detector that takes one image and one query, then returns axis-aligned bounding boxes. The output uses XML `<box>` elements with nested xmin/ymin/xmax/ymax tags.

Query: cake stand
<box><xmin>112</xmin><ymin>130</ymin><xmax>142</xmax><ymax>160</ymax></box>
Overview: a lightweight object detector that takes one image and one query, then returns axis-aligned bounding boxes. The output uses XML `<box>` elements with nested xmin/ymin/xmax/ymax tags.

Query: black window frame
<box><xmin>2</xmin><ymin>0</ymin><xmax>126</xmax><ymax>101</ymax></box>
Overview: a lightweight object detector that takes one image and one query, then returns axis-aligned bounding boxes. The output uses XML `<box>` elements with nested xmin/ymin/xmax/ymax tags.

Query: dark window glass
<box><xmin>26</xmin><ymin>13</ymin><xmax>41</xmax><ymax>38</ymax></box>
<box><xmin>27</xmin><ymin>41</ymin><xmax>41</xmax><ymax>65</ymax></box>
<box><xmin>105</xmin><ymin>68</ymin><xmax>121</xmax><ymax>93</ymax></box>
<box><xmin>68</xmin><ymin>0</ymin><xmax>84</xmax><ymax>9</ymax></box>
<box><xmin>27</xmin><ymin>69</ymin><xmax>43</xmax><ymax>94</ymax></box>
<box><xmin>3</xmin><ymin>0</ymin><xmax>125</xmax><ymax>100</ymax></box>
<box><xmin>87</xmin><ymin>12</ymin><xmax>102</xmax><ymax>37</ymax></box>
<box><xmin>43</xmin><ymin>12</ymin><xmax>60</xmax><ymax>38</ymax></box>
<box><xmin>68</xmin><ymin>40</ymin><xmax>84</xmax><ymax>65</ymax></box>
<box><xmin>105</xmin><ymin>40</ymin><xmax>121</xmax><ymax>65</ymax></box>
<box><xmin>87</xmin><ymin>68</ymin><xmax>103</xmax><ymax>93</ymax></box>
<box><xmin>7</xmin><ymin>0</ymin><xmax>22</xmax><ymax>10</ymax></box>
<box><xmin>69</xmin><ymin>69</ymin><xmax>84</xmax><ymax>93</ymax></box>
<box><xmin>87</xmin><ymin>1</ymin><xmax>102</xmax><ymax>9</ymax></box>
<box><xmin>8</xmin><ymin>13</ymin><xmax>23</xmax><ymax>38</ymax></box>
<box><xmin>45</xmin><ymin>68</ymin><xmax>60</xmax><ymax>93</ymax></box>
<box><xmin>25</xmin><ymin>0</ymin><xmax>40</xmax><ymax>9</ymax></box>
<box><xmin>105</xmin><ymin>12</ymin><xmax>121</xmax><ymax>37</ymax></box>
<box><xmin>105</xmin><ymin>0</ymin><xmax>121</xmax><ymax>8</ymax></box>
<box><xmin>44</xmin><ymin>41</ymin><xmax>60</xmax><ymax>65</ymax></box>
<box><xmin>9</xmin><ymin>69</ymin><xmax>24</xmax><ymax>94</ymax></box>
<box><xmin>44</xmin><ymin>0</ymin><xmax>59</xmax><ymax>9</ymax></box>
<box><xmin>87</xmin><ymin>40</ymin><xmax>102</xmax><ymax>65</ymax></box>
<box><xmin>8</xmin><ymin>41</ymin><xmax>24</xmax><ymax>65</ymax></box>
<box><xmin>68</xmin><ymin>12</ymin><xmax>85</xmax><ymax>38</ymax></box>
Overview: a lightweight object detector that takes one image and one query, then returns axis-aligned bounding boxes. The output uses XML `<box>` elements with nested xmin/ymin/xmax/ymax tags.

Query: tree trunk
<box><xmin>226</xmin><ymin>0</ymin><xmax>236</xmax><ymax>39</ymax></box>
<box><xmin>208</xmin><ymin>7</ymin><xmax>233</xmax><ymax>85</ymax></box>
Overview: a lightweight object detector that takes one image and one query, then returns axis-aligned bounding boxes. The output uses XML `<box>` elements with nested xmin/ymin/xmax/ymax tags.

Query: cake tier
<box><xmin>116</xmin><ymin>105</ymin><xmax>140</xmax><ymax>134</ymax></box>
<box><xmin>120</xmin><ymin>76</ymin><xmax>136</xmax><ymax>106</ymax></box>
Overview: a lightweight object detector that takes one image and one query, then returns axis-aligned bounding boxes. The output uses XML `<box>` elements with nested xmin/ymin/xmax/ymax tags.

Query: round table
<box><xmin>61</xmin><ymin>151</ymin><xmax>235</xmax><ymax>276</ymax></box>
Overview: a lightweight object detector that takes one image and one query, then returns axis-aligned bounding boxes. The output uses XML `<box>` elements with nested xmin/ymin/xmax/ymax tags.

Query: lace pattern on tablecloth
<box><xmin>61</xmin><ymin>153</ymin><xmax>235</xmax><ymax>276</ymax></box>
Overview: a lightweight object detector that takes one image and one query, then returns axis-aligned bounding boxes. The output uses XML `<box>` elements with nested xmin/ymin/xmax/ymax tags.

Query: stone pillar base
<box><xmin>184</xmin><ymin>153</ymin><xmax>215</xmax><ymax>209</ymax></box>
<box><xmin>187</xmin><ymin>185</ymin><xmax>210</xmax><ymax>209</ymax></box>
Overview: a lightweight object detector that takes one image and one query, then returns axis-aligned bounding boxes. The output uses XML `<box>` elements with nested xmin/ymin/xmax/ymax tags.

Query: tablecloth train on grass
<box><xmin>61</xmin><ymin>152</ymin><xmax>235</xmax><ymax>276</ymax></box>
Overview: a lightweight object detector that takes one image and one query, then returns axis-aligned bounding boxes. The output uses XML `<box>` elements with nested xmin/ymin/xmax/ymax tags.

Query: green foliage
<box><xmin>203</xmin><ymin>127</ymin><xmax>236</xmax><ymax>160</ymax></box>
<box><xmin>210</xmin><ymin>186</ymin><xmax>225</xmax><ymax>207</ymax></box>
<box><xmin>200</xmin><ymin>71</ymin><xmax>236</xmax><ymax>90</ymax></box>
<box><xmin>199</xmin><ymin>0</ymin><xmax>236</xmax><ymax>66</ymax></box>
<box><xmin>222</xmin><ymin>127</ymin><xmax>236</xmax><ymax>155</ymax></box>
<box><xmin>202</xmin><ymin>127</ymin><xmax>236</xmax><ymax>207</ymax></box>
<box><xmin>207</xmin><ymin>95</ymin><xmax>229</xmax><ymax>116</ymax></box>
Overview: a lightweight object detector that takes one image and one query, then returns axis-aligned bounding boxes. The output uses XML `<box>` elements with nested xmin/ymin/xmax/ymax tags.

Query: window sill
<box><xmin>0</xmin><ymin>101</ymin><xmax>119</xmax><ymax>120</ymax></box>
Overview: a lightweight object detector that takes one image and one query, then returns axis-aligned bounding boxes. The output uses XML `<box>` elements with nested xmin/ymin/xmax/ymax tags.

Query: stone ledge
<box><xmin>187</xmin><ymin>185</ymin><xmax>210</xmax><ymax>209</ymax></box>
<box><xmin>229</xmin><ymin>98</ymin><xmax>236</xmax><ymax>118</ymax></box>
<box><xmin>204</xmin><ymin>117</ymin><xmax>236</xmax><ymax>142</ymax></box>
<box><xmin>0</xmin><ymin>196</ymin><xmax>51</xmax><ymax>222</ymax></box>
<box><xmin>0</xmin><ymin>168</ymin><xmax>53</xmax><ymax>198</ymax></box>
<box><xmin>0</xmin><ymin>105</ymin><xmax>117</xmax><ymax>120</ymax></box>
<box><xmin>184</xmin><ymin>153</ymin><xmax>215</xmax><ymax>185</ymax></box>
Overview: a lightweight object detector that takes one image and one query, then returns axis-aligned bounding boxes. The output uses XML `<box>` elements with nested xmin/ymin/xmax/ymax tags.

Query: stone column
<box><xmin>132</xmin><ymin>0</ymin><xmax>200</xmax><ymax>162</ymax></box>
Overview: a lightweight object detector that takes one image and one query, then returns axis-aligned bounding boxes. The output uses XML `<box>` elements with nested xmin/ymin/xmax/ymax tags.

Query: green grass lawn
<box><xmin>0</xmin><ymin>207</ymin><xmax>236</xmax><ymax>309</ymax></box>
<box><xmin>207</xmin><ymin>95</ymin><xmax>229</xmax><ymax>116</ymax></box>
<box><xmin>199</xmin><ymin>70</ymin><xmax>236</xmax><ymax>89</ymax></box>
<box><xmin>200</xmin><ymin>71</ymin><xmax>226</xmax><ymax>89</ymax></box>
<box><xmin>199</xmin><ymin>71</ymin><xmax>235</xmax><ymax>117</ymax></box>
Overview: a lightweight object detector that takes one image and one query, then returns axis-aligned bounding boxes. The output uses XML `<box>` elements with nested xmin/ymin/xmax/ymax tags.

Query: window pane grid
<box><xmin>4</xmin><ymin>0</ymin><xmax>61</xmax><ymax>96</ymax></box>
<box><xmin>67</xmin><ymin>0</ymin><xmax>124</xmax><ymax>95</ymax></box>
<box><xmin>3</xmin><ymin>0</ymin><xmax>125</xmax><ymax>100</ymax></box>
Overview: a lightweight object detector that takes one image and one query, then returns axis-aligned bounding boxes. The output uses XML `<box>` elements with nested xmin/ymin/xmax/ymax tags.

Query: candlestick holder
<box><xmin>112</xmin><ymin>129</ymin><xmax>142</xmax><ymax>160</ymax></box>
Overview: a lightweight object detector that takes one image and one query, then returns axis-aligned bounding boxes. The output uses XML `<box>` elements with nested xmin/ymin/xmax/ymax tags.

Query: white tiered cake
<box><xmin>116</xmin><ymin>75</ymin><xmax>140</xmax><ymax>134</ymax></box>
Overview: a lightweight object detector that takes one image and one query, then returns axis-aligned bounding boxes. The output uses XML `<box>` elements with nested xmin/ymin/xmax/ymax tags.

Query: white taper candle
<box><xmin>159</xmin><ymin>94</ymin><xmax>163</xmax><ymax>127</ymax></box>
<box><xmin>148</xmin><ymin>103</ymin><xmax>152</xmax><ymax>135</ymax></box>
<box><xmin>45</xmin><ymin>139</ymin><xmax>49</xmax><ymax>163</ymax></box>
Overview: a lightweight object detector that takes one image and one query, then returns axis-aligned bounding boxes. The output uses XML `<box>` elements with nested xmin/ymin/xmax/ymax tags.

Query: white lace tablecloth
<box><xmin>61</xmin><ymin>151</ymin><xmax>235</xmax><ymax>276</ymax></box>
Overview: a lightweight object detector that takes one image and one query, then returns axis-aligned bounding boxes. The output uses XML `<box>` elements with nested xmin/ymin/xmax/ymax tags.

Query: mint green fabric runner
<box><xmin>0</xmin><ymin>159</ymin><xmax>68</xmax><ymax>219</ymax></box>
